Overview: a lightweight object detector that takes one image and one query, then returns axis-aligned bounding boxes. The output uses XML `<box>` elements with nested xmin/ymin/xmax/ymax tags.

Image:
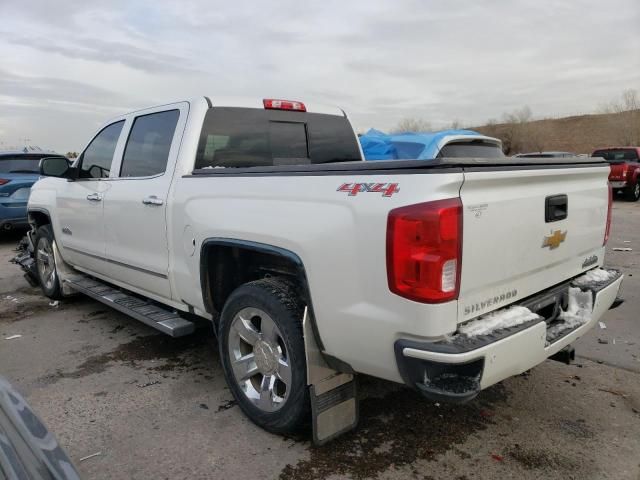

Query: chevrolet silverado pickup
<box><xmin>592</xmin><ymin>147</ymin><xmax>640</xmax><ymax>201</ymax></box>
<box><xmin>15</xmin><ymin>97</ymin><xmax>623</xmax><ymax>443</ymax></box>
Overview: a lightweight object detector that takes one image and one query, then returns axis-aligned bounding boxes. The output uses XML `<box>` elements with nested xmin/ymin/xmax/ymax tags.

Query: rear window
<box><xmin>592</xmin><ymin>149</ymin><xmax>638</xmax><ymax>162</ymax></box>
<box><xmin>0</xmin><ymin>155</ymin><xmax>44</xmax><ymax>174</ymax></box>
<box><xmin>195</xmin><ymin>108</ymin><xmax>361</xmax><ymax>169</ymax></box>
<box><xmin>436</xmin><ymin>141</ymin><xmax>504</xmax><ymax>159</ymax></box>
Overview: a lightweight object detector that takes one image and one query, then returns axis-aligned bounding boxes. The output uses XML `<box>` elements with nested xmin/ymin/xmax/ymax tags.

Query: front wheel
<box><xmin>34</xmin><ymin>225</ymin><xmax>62</xmax><ymax>299</ymax></box>
<box><xmin>624</xmin><ymin>181</ymin><xmax>640</xmax><ymax>202</ymax></box>
<box><xmin>218</xmin><ymin>278</ymin><xmax>309</xmax><ymax>434</ymax></box>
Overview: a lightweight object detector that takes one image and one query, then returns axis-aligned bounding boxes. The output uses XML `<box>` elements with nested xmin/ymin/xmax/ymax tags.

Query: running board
<box><xmin>65</xmin><ymin>275</ymin><xmax>195</xmax><ymax>337</ymax></box>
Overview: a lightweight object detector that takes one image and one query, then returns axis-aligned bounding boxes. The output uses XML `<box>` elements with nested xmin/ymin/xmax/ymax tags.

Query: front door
<box><xmin>55</xmin><ymin>120</ymin><xmax>125</xmax><ymax>273</ymax></box>
<box><xmin>102</xmin><ymin>104</ymin><xmax>187</xmax><ymax>300</ymax></box>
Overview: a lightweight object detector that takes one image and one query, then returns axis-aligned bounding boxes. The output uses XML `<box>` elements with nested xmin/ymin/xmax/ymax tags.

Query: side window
<box><xmin>119</xmin><ymin>110</ymin><xmax>179</xmax><ymax>178</ymax></box>
<box><xmin>78</xmin><ymin>121</ymin><xmax>125</xmax><ymax>178</ymax></box>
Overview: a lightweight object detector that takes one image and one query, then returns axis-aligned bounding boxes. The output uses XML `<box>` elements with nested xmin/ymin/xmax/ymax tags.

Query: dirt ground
<box><xmin>1</xmin><ymin>202</ymin><xmax>639</xmax><ymax>480</ymax></box>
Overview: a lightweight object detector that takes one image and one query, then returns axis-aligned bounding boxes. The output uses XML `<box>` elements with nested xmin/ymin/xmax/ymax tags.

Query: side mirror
<box><xmin>39</xmin><ymin>157</ymin><xmax>74</xmax><ymax>179</ymax></box>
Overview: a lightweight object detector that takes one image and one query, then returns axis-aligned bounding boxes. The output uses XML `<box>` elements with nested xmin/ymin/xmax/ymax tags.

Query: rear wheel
<box><xmin>624</xmin><ymin>181</ymin><xmax>640</xmax><ymax>201</ymax></box>
<box><xmin>218</xmin><ymin>278</ymin><xmax>309</xmax><ymax>434</ymax></box>
<box><xmin>34</xmin><ymin>225</ymin><xmax>62</xmax><ymax>299</ymax></box>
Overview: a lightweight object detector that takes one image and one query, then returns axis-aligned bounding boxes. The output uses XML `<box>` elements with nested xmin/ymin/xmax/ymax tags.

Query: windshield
<box><xmin>0</xmin><ymin>156</ymin><xmax>42</xmax><ymax>174</ymax></box>
<box><xmin>592</xmin><ymin>149</ymin><xmax>638</xmax><ymax>162</ymax></box>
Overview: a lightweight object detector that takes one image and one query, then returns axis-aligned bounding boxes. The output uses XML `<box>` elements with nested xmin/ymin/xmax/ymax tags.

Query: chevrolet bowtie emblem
<box><xmin>542</xmin><ymin>230</ymin><xmax>567</xmax><ymax>250</ymax></box>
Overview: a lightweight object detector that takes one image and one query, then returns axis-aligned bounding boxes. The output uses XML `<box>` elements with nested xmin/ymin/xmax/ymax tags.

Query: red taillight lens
<box><xmin>387</xmin><ymin>198</ymin><xmax>462</xmax><ymax>303</ymax></box>
<box><xmin>604</xmin><ymin>183</ymin><xmax>612</xmax><ymax>246</ymax></box>
<box><xmin>0</xmin><ymin>178</ymin><xmax>9</xmax><ymax>186</ymax></box>
<box><xmin>263</xmin><ymin>99</ymin><xmax>306</xmax><ymax>112</ymax></box>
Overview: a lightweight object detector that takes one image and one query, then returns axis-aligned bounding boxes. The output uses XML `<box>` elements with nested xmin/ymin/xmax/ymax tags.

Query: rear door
<box><xmin>101</xmin><ymin>103</ymin><xmax>187</xmax><ymax>300</ymax></box>
<box><xmin>55</xmin><ymin>121</ymin><xmax>125</xmax><ymax>272</ymax></box>
<box><xmin>457</xmin><ymin>164</ymin><xmax>609</xmax><ymax>323</ymax></box>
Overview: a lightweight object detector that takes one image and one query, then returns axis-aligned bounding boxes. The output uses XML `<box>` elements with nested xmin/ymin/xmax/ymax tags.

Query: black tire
<box><xmin>624</xmin><ymin>181</ymin><xmax>640</xmax><ymax>202</ymax></box>
<box><xmin>33</xmin><ymin>225</ymin><xmax>63</xmax><ymax>299</ymax></box>
<box><xmin>218</xmin><ymin>277</ymin><xmax>309</xmax><ymax>434</ymax></box>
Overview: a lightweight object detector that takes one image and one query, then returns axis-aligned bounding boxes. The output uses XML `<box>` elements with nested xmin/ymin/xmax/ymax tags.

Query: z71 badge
<box><xmin>337</xmin><ymin>182</ymin><xmax>400</xmax><ymax>197</ymax></box>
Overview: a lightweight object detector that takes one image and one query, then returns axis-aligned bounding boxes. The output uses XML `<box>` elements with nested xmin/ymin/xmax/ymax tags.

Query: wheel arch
<box><xmin>28</xmin><ymin>207</ymin><xmax>53</xmax><ymax>229</ymax></box>
<box><xmin>199</xmin><ymin>238</ymin><xmax>325</xmax><ymax>349</ymax></box>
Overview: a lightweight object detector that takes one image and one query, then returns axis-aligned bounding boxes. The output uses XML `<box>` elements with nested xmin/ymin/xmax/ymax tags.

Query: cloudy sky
<box><xmin>0</xmin><ymin>0</ymin><xmax>638</xmax><ymax>153</ymax></box>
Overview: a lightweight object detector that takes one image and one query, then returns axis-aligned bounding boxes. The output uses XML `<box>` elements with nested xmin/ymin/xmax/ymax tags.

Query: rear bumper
<box><xmin>395</xmin><ymin>270</ymin><xmax>623</xmax><ymax>403</ymax></box>
<box><xmin>610</xmin><ymin>181</ymin><xmax>627</xmax><ymax>189</ymax></box>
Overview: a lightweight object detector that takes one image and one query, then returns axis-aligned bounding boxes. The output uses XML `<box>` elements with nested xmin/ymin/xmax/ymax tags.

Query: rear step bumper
<box><xmin>395</xmin><ymin>269</ymin><xmax>623</xmax><ymax>403</ymax></box>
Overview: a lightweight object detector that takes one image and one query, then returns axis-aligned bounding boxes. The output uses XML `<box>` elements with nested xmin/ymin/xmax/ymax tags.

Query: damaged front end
<box><xmin>10</xmin><ymin>230</ymin><xmax>39</xmax><ymax>287</ymax></box>
<box><xmin>395</xmin><ymin>268</ymin><xmax>623</xmax><ymax>403</ymax></box>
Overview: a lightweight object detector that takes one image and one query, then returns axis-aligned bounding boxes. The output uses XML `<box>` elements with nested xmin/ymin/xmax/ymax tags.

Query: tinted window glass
<box><xmin>79</xmin><ymin>121</ymin><xmax>124</xmax><ymax>178</ymax></box>
<box><xmin>0</xmin><ymin>156</ymin><xmax>43</xmax><ymax>173</ymax></box>
<box><xmin>270</xmin><ymin>122</ymin><xmax>308</xmax><ymax>162</ymax></box>
<box><xmin>437</xmin><ymin>142</ymin><xmax>505</xmax><ymax>158</ymax></box>
<box><xmin>120</xmin><ymin>110</ymin><xmax>179</xmax><ymax>177</ymax></box>
<box><xmin>195</xmin><ymin>108</ymin><xmax>361</xmax><ymax>169</ymax></box>
<box><xmin>592</xmin><ymin>149</ymin><xmax>638</xmax><ymax>162</ymax></box>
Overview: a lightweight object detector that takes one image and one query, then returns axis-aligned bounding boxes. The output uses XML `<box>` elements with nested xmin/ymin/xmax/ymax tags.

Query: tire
<box><xmin>624</xmin><ymin>181</ymin><xmax>640</xmax><ymax>202</ymax></box>
<box><xmin>218</xmin><ymin>277</ymin><xmax>309</xmax><ymax>434</ymax></box>
<box><xmin>34</xmin><ymin>225</ymin><xmax>63</xmax><ymax>299</ymax></box>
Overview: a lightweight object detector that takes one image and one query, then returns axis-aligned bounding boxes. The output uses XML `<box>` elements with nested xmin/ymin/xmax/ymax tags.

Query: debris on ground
<box><xmin>599</xmin><ymin>322</ymin><xmax>607</xmax><ymax>329</ymax></box>
<box><xmin>79</xmin><ymin>452</ymin><xmax>102</xmax><ymax>462</ymax></box>
<box><xmin>597</xmin><ymin>338</ymin><xmax>609</xmax><ymax>344</ymax></box>
<box><xmin>49</xmin><ymin>300</ymin><xmax>59</xmax><ymax>307</ymax></box>
<box><xmin>4</xmin><ymin>335</ymin><xmax>22</xmax><ymax>340</ymax></box>
<box><xmin>491</xmin><ymin>453</ymin><xmax>504</xmax><ymax>462</ymax></box>
<box><xmin>216</xmin><ymin>400</ymin><xmax>237</xmax><ymax>412</ymax></box>
<box><xmin>137</xmin><ymin>380</ymin><xmax>161</xmax><ymax>388</ymax></box>
<box><xmin>612</xmin><ymin>247</ymin><xmax>632</xmax><ymax>252</ymax></box>
<box><xmin>598</xmin><ymin>388</ymin><xmax>628</xmax><ymax>398</ymax></box>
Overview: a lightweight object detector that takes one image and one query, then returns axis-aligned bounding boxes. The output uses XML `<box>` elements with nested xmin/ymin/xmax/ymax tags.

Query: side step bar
<box><xmin>65</xmin><ymin>275</ymin><xmax>195</xmax><ymax>337</ymax></box>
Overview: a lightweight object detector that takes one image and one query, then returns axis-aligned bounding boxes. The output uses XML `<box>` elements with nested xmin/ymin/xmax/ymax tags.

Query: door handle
<box><xmin>86</xmin><ymin>193</ymin><xmax>102</xmax><ymax>202</ymax></box>
<box><xmin>142</xmin><ymin>195</ymin><xmax>164</xmax><ymax>206</ymax></box>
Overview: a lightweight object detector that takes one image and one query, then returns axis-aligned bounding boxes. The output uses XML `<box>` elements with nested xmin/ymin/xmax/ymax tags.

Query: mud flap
<box><xmin>303</xmin><ymin>308</ymin><xmax>358</xmax><ymax>445</ymax></box>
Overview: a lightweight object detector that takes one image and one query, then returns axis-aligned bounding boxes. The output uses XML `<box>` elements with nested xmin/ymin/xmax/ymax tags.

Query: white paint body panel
<box><xmin>28</xmin><ymin>96</ymin><xmax>617</xmax><ymax>386</ymax></box>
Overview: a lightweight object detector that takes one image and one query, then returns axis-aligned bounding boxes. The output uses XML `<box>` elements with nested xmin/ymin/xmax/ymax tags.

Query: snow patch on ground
<box><xmin>458</xmin><ymin>306</ymin><xmax>541</xmax><ymax>337</ymax></box>
<box><xmin>546</xmin><ymin>287</ymin><xmax>593</xmax><ymax>339</ymax></box>
<box><xmin>573</xmin><ymin>268</ymin><xmax>617</xmax><ymax>286</ymax></box>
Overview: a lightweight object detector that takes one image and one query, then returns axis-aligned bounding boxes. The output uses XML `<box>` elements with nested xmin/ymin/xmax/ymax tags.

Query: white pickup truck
<box><xmin>16</xmin><ymin>96</ymin><xmax>623</xmax><ymax>443</ymax></box>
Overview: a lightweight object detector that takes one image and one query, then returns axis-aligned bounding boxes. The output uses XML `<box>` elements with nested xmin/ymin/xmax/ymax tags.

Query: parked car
<box><xmin>15</xmin><ymin>97</ymin><xmax>622</xmax><ymax>444</ymax></box>
<box><xmin>0</xmin><ymin>150</ymin><xmax>68</xmax><ymax>231</ymax></box>
<box><xmin>359</xmin><ymin>129</ymin><xmax>504</xmax><ymax>160</ymax></box>
<box><xmin>0</xmin><ymin>376</ymin><xmax>80</xmax><ymax>479</ymax></box>
<box><xmin>591</xmin><ymin>147</ymin><xmax>640</xmax><ymax>201</ymax></box>
<box><xmin>515</xmin><ymin>151</ymin><xmax>576</xmax><ymax>158</ymax></box>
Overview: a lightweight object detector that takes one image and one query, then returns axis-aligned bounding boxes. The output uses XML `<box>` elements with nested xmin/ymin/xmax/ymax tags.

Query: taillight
<box><xmin>604</xmin><ymin>183</ymin><xmax>612</xmax><ymax>246</ymax></box>
<box><xmin>0</xmin><ymin>178</ymin><xmax>9</xmax><ymax>186</ymax></box>
<box><xmin>386</xmin><ymin>198</ymin><xmax>462</xmax><ymax>303</ymax></box>
<box><xmin>263</xmin><ymin>99</ymin><xmax>306</xmax><ymax>112</ymax></box>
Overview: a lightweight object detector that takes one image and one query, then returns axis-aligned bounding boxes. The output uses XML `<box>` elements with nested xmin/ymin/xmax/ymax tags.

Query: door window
<box><xmin>78</xmin><ymin>121</ymin><xmax>125</xmax><ymax>178</ymax></box>
<box><xmin>119</xmin><ymin>110</ymin><xmax>180</xmax><ymax>177</ymax></box>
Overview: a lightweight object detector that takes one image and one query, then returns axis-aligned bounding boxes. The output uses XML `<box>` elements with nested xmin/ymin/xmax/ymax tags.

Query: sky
<box><xmin>0</xmin><ymin>0</ymin><xmax>638</xmax><ymax>153</ymax></box>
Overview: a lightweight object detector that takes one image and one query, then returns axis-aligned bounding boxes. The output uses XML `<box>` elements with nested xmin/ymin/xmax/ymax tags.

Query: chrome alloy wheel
<box><xmin>635</xmin><ymin>183</ymin><xmax>640</xmax><ymax>199</ymax></box>
<box><xmin>227</xmin><ymin>307</ymin><xmax>291</xmax><ymax>412</ymax></box>
<box><xmin>36</xmin><ymin>237</ymin><xmax>56</xmax><ymax>291</ymax></box>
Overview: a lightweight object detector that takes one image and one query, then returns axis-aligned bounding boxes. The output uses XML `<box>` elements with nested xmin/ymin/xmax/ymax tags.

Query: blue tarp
<box><xmin>359</xmin><ymin>128</ymin><xmax>486</xmax><ymax>161</ymax></box>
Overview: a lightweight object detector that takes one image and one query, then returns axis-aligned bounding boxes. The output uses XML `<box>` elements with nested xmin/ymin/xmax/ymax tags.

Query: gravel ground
<box><xmin>0</xmin><ymin>201</ymin><xmax>639</xmax><ymax>480</ymax></box>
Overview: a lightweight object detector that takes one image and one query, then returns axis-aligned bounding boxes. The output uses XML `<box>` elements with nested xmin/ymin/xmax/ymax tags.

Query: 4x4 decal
<box><xmin>337</xmin><ymin>182</ymin><xmax>400</xmax><ymax>197</ymax></box>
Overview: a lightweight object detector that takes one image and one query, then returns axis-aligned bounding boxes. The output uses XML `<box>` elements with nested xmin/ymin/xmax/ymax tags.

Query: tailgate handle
<box><xmin>545</xmin><ymin>194</ymin><xmax>568</xmax><ymax>222</ymax></box>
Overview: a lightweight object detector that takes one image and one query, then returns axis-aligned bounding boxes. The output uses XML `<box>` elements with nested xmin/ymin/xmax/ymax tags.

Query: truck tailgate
<box><xmin>457</xmin><ymin>165</ymin><xmax>609</xmax><ymax>323</ymax></box>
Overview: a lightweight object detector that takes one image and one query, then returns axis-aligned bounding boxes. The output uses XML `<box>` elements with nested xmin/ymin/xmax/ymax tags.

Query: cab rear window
<box><xmin>592</xmin><ymin>149</ymin><xmax>638</xmax><ymax>162</ymax></box>
<box><xmin>436</xmin><ymin>141</ymin><xmax>505</xmax><ymax>159</ymax></box>
<box><xmin>195</xmin><ymin>108</ymin><xmax>361</xmax><ymax>169</ymax></box>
